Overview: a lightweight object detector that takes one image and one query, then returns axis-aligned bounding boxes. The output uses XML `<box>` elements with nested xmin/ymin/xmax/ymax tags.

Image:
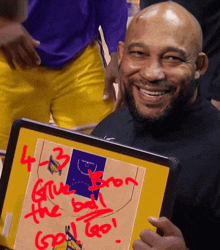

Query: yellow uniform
<box><xmin>0</xmin><ymin>41</ymin><xmax>113</xmax><ymax>150</ymax></box>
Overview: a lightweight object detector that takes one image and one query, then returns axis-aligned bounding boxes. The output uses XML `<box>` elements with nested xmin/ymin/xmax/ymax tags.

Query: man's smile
<box><xmin>134</xmin><ymin>84</ymin><xmax>173</xmax><ymax>104</ymax></box>
<box><xmin>140</xmin><ymin>88</ymin><xmax>166</xmax><ymax>97</ymax></box>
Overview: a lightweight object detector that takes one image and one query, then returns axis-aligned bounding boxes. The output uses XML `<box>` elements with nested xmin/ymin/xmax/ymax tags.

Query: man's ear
<box><xmin>117</xmin><ymin>41</ymin><xmax>125</xmax><ymax>66</ymax></box>
<box><xmin>194</xmin><ymin>52</ymin><xmax>209</xmax><ymax>79</ymax></box>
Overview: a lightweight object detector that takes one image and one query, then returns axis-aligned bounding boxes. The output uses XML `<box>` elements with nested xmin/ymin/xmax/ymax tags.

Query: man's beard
<box><xmin>124</xmin><ymin>78</ymin><xmax>195</xmax><ymax>131</ymax></box>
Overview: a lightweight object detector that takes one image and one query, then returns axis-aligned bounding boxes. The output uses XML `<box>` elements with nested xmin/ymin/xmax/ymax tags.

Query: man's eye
<box><xmin>129</xmin><ymin>51</ymin><xmax>144</xmax><ymax>56</ymax></box>
<box><xmin>164</xmin><ymin>56</ymin><xmax>182</xmax><ymax>62</ymax></box>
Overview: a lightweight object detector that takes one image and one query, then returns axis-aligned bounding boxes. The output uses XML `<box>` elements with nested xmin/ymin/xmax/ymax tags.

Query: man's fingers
<box><xmin>113</xmin><ymin>81</ymin><xmax>126</xmax><ymax>111</ymax></box>
<box><xmin>8</xmin><ymin>38</ymin><xmax>41</xmax><ymax>69</ymax></box>
<box><xmin>17</xmin><ymin>44</ymin><xmax>34</xmax><ymax>66</ymax></box>
<box><xmin>113</xmin><ymin>87</ymin><xmax>125</xmax><ymax>111</ymax></box>
<box><xmin>21</xmin><ymin>26</ymin><xmax>41</xmax><ymax>66</ymax></box>
<box><xmin>0</xmin><ymin>47</ymin><xmax>16</xmax><ymax>69</ymax></box>
<box><xmin>139</xmin><ymin>229</ymin><xmax>162</xmax><ymax>247</ymax></box>
<box><xmin>21</xmin><ymin>38</ymin><xmax>41</xmax><ymax>66</ymax></box>
<box><xmin>103</xmin><ymin>86</ymin><xmax>116</xmax><ymax>100</ymax></box>
<box><xmin>0</xmin><ymin>22</ymin><xmax>41</xmax><ymax>69</ymax></box>
<box><xmin>148</xmin><ymin>217</ymin><xmax>183</xmax><ymax>237</ymax></box>
<box><xmin>31</xmin><ymin>39</ymin><xmax>40</xmax><ymax>47</ymax></box>
<box><xmin>133</xmin><ymin>239</ymin><xmax>151</xmax><ymax>250</ymax></box>
<box><xmin>114</xmin><ymin>77</ymin><xmax>120</xmax><ymax>84</ymax></box>
<box><xmin>12</xmin><ymin>47</ymin><xmax>29</xmax><ymax>70</ymax></box>
<box><xmin>103</xmin><ymin>78</ymin><xmax>116</xmax><ymax>101</ymax></box>
<box><xmin>1</xmin><ymin>38</ymin><xmax>41</xmax><ymax>70</ymax></box>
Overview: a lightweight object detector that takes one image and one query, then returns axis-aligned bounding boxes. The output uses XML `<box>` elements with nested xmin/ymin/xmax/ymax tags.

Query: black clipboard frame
<box><xmin>0</xmin><ymin>118</ymin><xmax>181</xmax><ymax>249</ymax></box>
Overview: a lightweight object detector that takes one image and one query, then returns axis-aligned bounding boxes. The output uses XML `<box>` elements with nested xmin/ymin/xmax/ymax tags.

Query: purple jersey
<box><xmin>23</xmin><ymin>0</ymin><xmax>128</xmax><ymax>68</ymax></box>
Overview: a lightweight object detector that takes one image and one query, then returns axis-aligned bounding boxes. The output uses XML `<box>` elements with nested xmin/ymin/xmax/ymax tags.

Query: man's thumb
<box><xmin>148</xmin><ymin>216</ymin><xmax>183</xmax><ymax>237</ymax></box>
<box><xmin>32</xmin><ymin>39</ymin><xmax>40</xmax><ymax>47</ymax></box>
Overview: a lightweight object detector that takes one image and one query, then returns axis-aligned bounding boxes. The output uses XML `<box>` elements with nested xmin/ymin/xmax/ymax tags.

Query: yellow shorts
<box><xmin>0</xmin><ymin>40</ymin><xmax>113</xmax><ymax>150</ymax></box>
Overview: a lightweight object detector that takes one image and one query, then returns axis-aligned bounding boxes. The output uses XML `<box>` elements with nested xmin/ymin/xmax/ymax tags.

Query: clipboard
<box><xmin>0</xmin><ymin>118</ymin><xmax>180</xmax><ymax>250</ymax></box>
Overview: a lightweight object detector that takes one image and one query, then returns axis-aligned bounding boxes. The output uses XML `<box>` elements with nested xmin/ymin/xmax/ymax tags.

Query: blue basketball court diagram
<box><xmin>65</xmin><ymin>149</ymin><xmax>106</xmax><ymax>200</ymax></box>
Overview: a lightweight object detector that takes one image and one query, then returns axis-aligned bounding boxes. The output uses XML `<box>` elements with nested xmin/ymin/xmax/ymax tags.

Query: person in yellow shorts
<box><xmin>0</xmin><ymin>0</ymin><xmax>128</xmax><ymax>150</ymax></box>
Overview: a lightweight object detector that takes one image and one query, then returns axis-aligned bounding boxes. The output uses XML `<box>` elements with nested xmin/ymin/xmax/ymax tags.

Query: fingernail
<box><xmin>103</xmin><ymin>94</ymin><xmax>108</xmax><ymax>100</ymax></box>
<box><xmin>148</xmin><ymin>216</ymin><xmax>158</xmax><ymax>222</ymax></box>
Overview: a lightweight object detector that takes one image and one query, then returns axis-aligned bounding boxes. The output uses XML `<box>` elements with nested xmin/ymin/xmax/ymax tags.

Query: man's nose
<box><xmin>140</xmin><ymin>60</ymin><xmax>165</xmax><ymax>82</ymax></box>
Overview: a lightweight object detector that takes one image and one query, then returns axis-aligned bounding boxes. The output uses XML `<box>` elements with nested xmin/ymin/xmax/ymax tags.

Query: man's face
<box><xmin>118</xmin><ymin>15</ymin><xmax>201</xmax><ymax>122</ymax></box>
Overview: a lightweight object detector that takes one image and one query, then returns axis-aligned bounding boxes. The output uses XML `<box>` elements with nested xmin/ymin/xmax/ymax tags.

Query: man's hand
<box><xmin>133</xmin><ymin>217</ymin><xmax>188</xmax><ymax>250</ymax></box>
<box><xmin>0</xmin><ymin>18</ymin><xmax>41</xmax><ymax>70</ymax></box>
<box><xmin>211</xmin><ymin>99</ymin><xmax>220</xmax><ymax>110</ymax></box>
<box><xmin>103</xmin><ymin>52</ymin><xmax>124</xmax><ymax>109</ymax></box>
<box><xmin>103</xmin><ymin>52</ymin><xmax>118</xmax><ymax>101</ymax></box>
<box><xmin>103</xmin><ymin>52</ymin><xmax>127</xmax><ymax>111</ymax></box>
<box><xmin>113</xmin><ymin>76</ymin><xmax>126</xmax><ymax>111</ymax></box>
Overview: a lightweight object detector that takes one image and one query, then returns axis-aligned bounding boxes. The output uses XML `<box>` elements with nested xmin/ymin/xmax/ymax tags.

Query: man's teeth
<box><xmin>140</xmin><ymin>88</ymin><xmax>166</xmax><ymax>97</ymax></box>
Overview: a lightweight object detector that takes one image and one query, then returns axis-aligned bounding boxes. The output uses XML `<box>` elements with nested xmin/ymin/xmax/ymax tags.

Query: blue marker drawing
<box><xmin>65</xmin><ymin>149</ymin><xmax>106</xmax><ymax>200</ymax></box>
<box><xmin>47</xmin><ymin>155</ymin><xmax>62</xmax><ymax>175</ymax></box>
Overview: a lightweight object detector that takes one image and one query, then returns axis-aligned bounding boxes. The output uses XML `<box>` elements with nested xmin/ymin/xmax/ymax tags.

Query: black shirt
<box><xmin>92</xmin><ymin>98</ymin><xmax>220</xmax><ymax>250</ymax></box>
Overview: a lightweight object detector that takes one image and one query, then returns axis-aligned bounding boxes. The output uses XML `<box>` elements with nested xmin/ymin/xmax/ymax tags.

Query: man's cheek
<box><xmin>122</xmin><ymin>59</ymin><xmax>140</xmax><ymax>74</ymax></box>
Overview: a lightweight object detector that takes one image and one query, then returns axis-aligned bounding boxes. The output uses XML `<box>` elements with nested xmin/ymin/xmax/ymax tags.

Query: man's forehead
<box><xmin>125</xmin><ymin>2</ymin><xmax>202</xmax><ymax>53</ymax></box>
<box><xmin>128</xmin><ymin>8</ymin><xmax>192</xmax><ymax>38</ymax></box>
<box><xmin>126</xmin><ymin>20</ymin><xmax>190</xmax><ymax>50</ymax></box>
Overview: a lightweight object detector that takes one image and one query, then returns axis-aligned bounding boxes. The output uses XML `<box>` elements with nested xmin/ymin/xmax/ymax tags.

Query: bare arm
<box><xmin>0</xmin><ymin>0</ymin><xmax>27</xmax><ymax>22</ymax></box>
<box><xmin>0</xmin><ymin>0</ymin><xmax>41</xmax><ymax>70</ymax></box>
<box><xmin>94</xmin><ymin>0</ymin><xmax>128</xmax><ymax>107</ymax></box>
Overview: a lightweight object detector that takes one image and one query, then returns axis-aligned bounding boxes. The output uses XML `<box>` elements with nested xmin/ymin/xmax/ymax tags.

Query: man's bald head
<box><xmin>117</xmin><ymin>1</ymin><xmax>208</xmax><ymax>122</ymax></box>
<box><xmin>127</xmin><ymin>1</ymin><xmax>203</xmax><ymax>53</ymax></box>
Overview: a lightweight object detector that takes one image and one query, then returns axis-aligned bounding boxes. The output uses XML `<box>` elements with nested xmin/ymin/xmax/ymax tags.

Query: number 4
<box><xmin>20</xmin><ymin>145</ymin><xmax>36</xmax><ymax>172</ymax></box>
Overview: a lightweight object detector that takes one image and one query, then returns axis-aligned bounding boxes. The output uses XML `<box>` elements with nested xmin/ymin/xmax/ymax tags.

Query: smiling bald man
<box><xmin>121</xmin><ymin>1</ymin><xmax>206</xmax><ymax>122</ymax></box>
<box><xmin>92</xmin><ymin>2</ymin><xmax>220</xmax><ymax>250</ymax></box>
<box><xmin>140</xmin><ymin>0</ymin><xmax>220</xmax><ymax>110</ymax></box>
